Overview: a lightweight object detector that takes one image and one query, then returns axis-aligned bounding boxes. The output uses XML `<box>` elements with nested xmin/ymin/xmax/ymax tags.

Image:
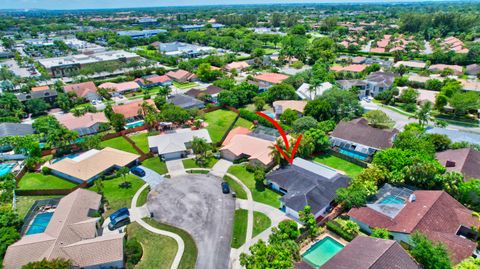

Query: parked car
<box><xmin>221</xmin><ymin>182</ymin><xmax>230</xmax><ymax>194</ymax></box>
<box><xmin>108</xmin><ymin>215</ymin><xmax>130</xmax><ymax>231</ymax></box>
<box><xmin>109</xmin><ymin>207</ymin><xmax>130</xmax><ymax>222</ymax></box>
<box><xmin>131</xmin><ymin>167</ymin><xmax>145</xmax><ymax>177</ymax></box>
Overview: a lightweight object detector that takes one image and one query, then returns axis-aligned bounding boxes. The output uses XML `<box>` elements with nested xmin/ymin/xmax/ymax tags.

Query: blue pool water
<box><xmin>303</xmin><ymin>236</ymin><xmax>344</xmax><ymax>268</ymax></box>
<box><xmin>379</xmin><ymin>195</ymin><xmax>405</xmax><ymax>205</ymax></box>
<box><xmin>52</xmin><ymin>153</ymin><xmax>81</xmax><ymax>164</ymax></box>
<box><xmin>0</xmin><ymin>163</ymin><xmax>15</xmax><ymax>177</ymax></box>
<box><xmin>126</xmin><ymin>120</ymin><xmax>145</xmax><ymax>129</ymax></box>
<box><xmin>26</xmin><ymin>212</ymin><xmax>54</xmax><ymax>235</ymax></box>
<box><xmin>339</xmin><ymin>148</ymin><xmax>369</xmax><ymax>161</ymax></box>
<box><xmin>263</xmin><ymin>111</ymin><xmax>275</xmax><ymax>119</ymax></box>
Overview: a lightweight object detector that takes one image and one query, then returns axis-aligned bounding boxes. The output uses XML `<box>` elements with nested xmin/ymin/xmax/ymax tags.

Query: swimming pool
<box><xmin>26</xmin><ymin>212</ymin><xmax>54</xmax><ymax>235</ymax></box>
<box><xmin>52</xmin><ymin>153</ymin><xmax>81</xmax><ymax>164</ymax></box>
<box><xmin>263</xmin><ymin>111</ymin><xmax>276</xmax><ymax>119</ymax></box>
<box><xmin>126</xmin><ymin>120</ymin><xmax>145</xmax><ymax>129</ymax></box>
<box><xmin>339</xmin><ymin>148</ymin><xmax>369</xmax><ymax>161</ymax></box>
<box><xmin>302</xmin><ymin>236</ymin><xmax>344</xmax><ymax>268</ymax></box>
<box><xmin>379</xmin><ymin>195</ymin><xmax>405</xmax><ymax>205</ymax></box>
<box><xmin>0</xmin><ymin>163</ymin><xmax>15</xmax><ymax>177</ymax></box>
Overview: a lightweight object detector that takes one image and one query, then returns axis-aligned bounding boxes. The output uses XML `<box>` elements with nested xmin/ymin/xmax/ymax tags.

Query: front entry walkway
<box><xmin>166</xmin><ymin>159</ymin><xmax>187</xmax><ymax>177</ymax></box>
<box><xmin>209</xmin><ymin>159</ymin><xmax>233</xmax><ymax>178</ymax></box>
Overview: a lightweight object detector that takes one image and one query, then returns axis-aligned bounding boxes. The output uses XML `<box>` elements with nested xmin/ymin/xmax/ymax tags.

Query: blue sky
<box><xmin>0</xmin><ymin>0</ymin><xmax>453</xmax><ymax>10</ymax></box>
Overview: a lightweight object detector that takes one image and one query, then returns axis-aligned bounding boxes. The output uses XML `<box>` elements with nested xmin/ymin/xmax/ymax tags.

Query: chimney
<box><xmin>446</xmin><ymin>160</ymin><xmax>456</xmax><ymax>167</ymax></box>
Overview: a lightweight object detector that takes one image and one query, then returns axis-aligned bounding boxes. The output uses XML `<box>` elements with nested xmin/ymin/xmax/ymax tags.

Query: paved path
<box><xmin>131</xmin><ymin>183</ymin><xmax>185</xmax><ymax>269</ymax></box>
<box><xmin>166</xmin><ymin>159</ymin><xmax>187</xmax><ymax>177</ymax></box>
<box><xmin>225</xmin><ymin>172</ymin><xmax>254</xmax><ymax>241</ymax></box>
<box><xmin>138</xmin><ymin>165</ymin><xmax>165</xmax><ymax>188</ymax></box>
<box><xmin>210</xmin><ymin>159</ymin><xmax>234</xmax><ymax>178</ymax></box>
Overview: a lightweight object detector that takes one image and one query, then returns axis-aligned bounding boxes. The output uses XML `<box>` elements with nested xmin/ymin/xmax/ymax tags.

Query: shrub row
<box><xmin>325</xmin><ymin>221</ymin><xmax>355</xmax><ymax>242</ymax></box>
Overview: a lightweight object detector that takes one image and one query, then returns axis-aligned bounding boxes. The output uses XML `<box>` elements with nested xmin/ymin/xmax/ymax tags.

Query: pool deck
<box><xmin>300</xmin><ymin>230</ymin><xmax>349</xmax><ymax>254</ymax></box>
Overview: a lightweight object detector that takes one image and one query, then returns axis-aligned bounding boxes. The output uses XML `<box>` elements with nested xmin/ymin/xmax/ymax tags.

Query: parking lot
<box><xmin>147</xmin><ymin>173</ymin><xmax>235</xmax><ymax>269</ymax></box>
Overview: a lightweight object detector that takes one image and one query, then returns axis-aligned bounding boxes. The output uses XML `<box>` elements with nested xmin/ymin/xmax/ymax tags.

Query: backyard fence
<box><xmin>329</xmin><ymin>149</ymin><xmax>369</xmax><ymax>168</ymax></box>
<box><xmin>15</xmin><ymin>181</ymin><xmax>89</xmax><ymax>197</ymax></box>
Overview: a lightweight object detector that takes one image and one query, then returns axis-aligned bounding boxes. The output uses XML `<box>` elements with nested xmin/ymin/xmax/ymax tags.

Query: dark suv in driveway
<box><xmin>131</xmin><ymin>167</ymin><xmax>145</xmax><ymax>177</ymax></box>
<box><xmin>221</xmin><ymin>182</ymin><xmax>230</xmax><ymax>194</ymax></box>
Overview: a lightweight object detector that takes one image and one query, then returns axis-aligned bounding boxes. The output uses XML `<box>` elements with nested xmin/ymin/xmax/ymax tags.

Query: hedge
<box><xmin>326</xmin><ymin>221</ymin><xmax>355</xmax><ymax>242</ymax></box>
<box><xmin>239</xmin><ymin>109</ymin><xmax>290</xmax><ymax>131</ymax></box>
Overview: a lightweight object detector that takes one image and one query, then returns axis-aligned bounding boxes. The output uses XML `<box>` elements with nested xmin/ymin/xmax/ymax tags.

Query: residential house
<box><xmin>167</xmin><ymin>94</ymin><xmax>204</xmax><ymax>109</ymax></box>
<box><xmin>331</xmin><ymin>64</ymin><xmax>368</xmax><ymax>74</ymax></box>
<box><xmin>254</xmin><ymin>73</ymin><xmax>289</xmax><ymax>88</ymax></box>
<box><xmin>394</xmin><ymin>60</ymin><xmax>426</xmax><ymax>69</ymax></box>
<box><xmin>16</xmin><ymin>87</ymin><xmax>57</xmax><ymax>104</ymax></box>
<box><xmin>166</xmin><ymin>69</ymin><xmax>197</xmax><ymax>83</ymax></box>
<box><xmin>348</xmin><ymin>184</ymin><xmax>479</xmax><ymax>264</ymax></box>
<box><xmin>220</xmin><ymin>127</ymin><xmax>275</xmax><ymax>169</ymax></box>
<box><xmin>3</xmin><ymin>189</ymin><xmax>124</xmax><ymax>269</ymax></box>
<box><xmin>46</xmin><ymin>147</ymin><xmax>139</xmax><ymax>184</ymax></box>
<box><xmin>428</xmin><ymin>64</ymin><xmax>463</xmax><ymax>76</ymax></box>
<box><xmin>363</xmin><ymin>71</ymin><xmax>396</xmax><ymax>97</ymax></box>
<box><xmin>296</xmin><ymin>82</ymin><xmax>333</xmax><ymax>100</ymax></box>
<box><xmin>337</xmin><ymin>79</ymin><xmax>368</xmax><ymax>93</ymax></box>
<box><xmin>185</xmin><ymin>85</ymin><xmax>223</xmax><ymax>102</ymax></box>
<box><xmin>135</xmin><ymin>74</ymin><xmax>172</xmax><ymax>88</ymax></box>
<box><xmin>148</xmin><ymin>128</ymin><xmax>212</xmax><ymax>160</ymax></box>
<box><xmin>319</xmin><ymin>236</ymin><xmax>421</xmax><ymax>269</ymax></box>
<box><xmin>330</xmin><ymin>118</ymin><xmax>398</xmax><ymax>161</ymax></box>
<box><xmin>225</xmin><ymin>61</ymin><xmax>250</xmax><ymax>72</ymax></box>
<box><xmin>112</xmin><ymin>99</ymin><xmax>156</xmax><ymax>122</ymax></box>
<box><xmin>436</xmin><ymin>148</ymin><xmax>480</xmax><ymax>180</ymax></box>
<box><xmin>272</xmin><ymin>100</ymin><xmax>307</xmax><ymax>118</ymax></box>
<box><xmin>98</xmin><ymin>81</ymin><xmax>140</xmax><ymax>94</ymax></box>
<box><xmin>466</xmin><ymin>64</ymin><xmax>480</xmax><ymax>76</ymax></box>
<box><xmin>63</xmin><ymin>81</ymin><xmax>101</xmax><ymax>102</ymax></box>
<box><xmin>55</xmin><ymin>112</ymin><xmax>109</xmax><ymax>136</ymax></box>
<box><xmin>0</xmin><ymin>123</ymin><xmax>34</xmax><ymax>138</ymax></box>
<box><xmin>266</xmin><ymin>158</ymin><xmax>350</xmax><ymax>219</ymax></box>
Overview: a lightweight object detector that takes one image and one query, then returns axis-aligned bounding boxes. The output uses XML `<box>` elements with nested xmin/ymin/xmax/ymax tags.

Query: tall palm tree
<box><xmin>413</xmin><ymin>101</ymin><xmax>433</xmax><ymax>127</ymax></box>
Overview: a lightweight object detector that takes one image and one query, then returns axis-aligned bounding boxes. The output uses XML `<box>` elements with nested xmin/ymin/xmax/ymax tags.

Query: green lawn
<box><xmin>231</xmin><ymin>209</ymin><xmax>248</xmax><ymax>248</ymax></box>
<box><xmin>223</xmin><ymin>175</ymin><xmax>248</xmax><ymax>200</ymax></box>
<box><xmin>173</xmin><ymin>81</ymin><xmax>197</xmax><ymax>89</ymax></box>
<box><xmin>89</xmin><ymin>174</ymin><xmax>144</xmax><ymax>215</ymax></box>
<box><xmin>182</xmin><ymin>157</ymin><xmax>218</xmax><ymax>169</ymax></box>
<box><xmin>18</xmin><ymin>173</ymin><xmax>77</xmax><ymax>190</ymax></box>
<box><xmin>253</xmin><ymin>211</ymin><xmax>271</xmax><ymax>237</ymax></box>
<box><xmin>129</xmin><ymin>133</ymin><xmax>150</xmax><ymax>153</ymax></box>
<box><xmin>15</xmin><ymin>195</ymin><xmax>62</xmax><ymax>218</ymax></box>
<box><xmin>127</xmin><ymin>222</ymin><xmax>178</xmax><ymax>269</ymax></box>
<box><xmin>100</xmin><ymin>136</ymin><xmax>138</xmax><ymax>154</ymax></box>
<box><xmin>136</xmin><ymin>186</ymin><xmax>151</xmax><ymax>207</ymax></box>
<box><xmin>228</xmin><ymin>165</ymin><xmax>281</xmax><ymax>208</ymax></box>
<box><xmin>141</xmin><ymin>157</ymin><xmax>168</xmax><ymax>175</ymax></box>
<box><xmin>143</xmin><ymin>218</ymin><xmax>197</xmax><ymax>269</ymax></box>
<box><xmin>234</xmin><ymin>117</ymin><xmax>254</xmax><ymax>129</ymax></box>
<box><xmin>204</xmin><ymin>109</ymin><xmax>239</xmax><ymax>143</ymax></box>
<box><xmin>313</xmin><ymin>154</ymin><xmax>364</xmax><ymax>178</ymax></box>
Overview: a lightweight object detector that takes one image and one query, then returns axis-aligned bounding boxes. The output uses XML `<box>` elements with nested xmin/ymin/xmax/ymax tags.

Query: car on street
<box><xmin>221</xmin><ymin>182</ymin><xmax>230</xmax><ymax>194</ymax></box>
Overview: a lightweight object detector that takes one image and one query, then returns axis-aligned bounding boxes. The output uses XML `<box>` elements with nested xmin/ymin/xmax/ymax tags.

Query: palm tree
<box><xmin>413</xmin><ymin>101</ymin><xmax>433</xmax><ymax>127</ymax></box>
<box><xmin>116</xmin><ymin>167</ymin><xmax>130</xmax><ymax>186</ymax></box>
<box><xmin>139</xmin><ymin>101</ymin><xmax>159</xmax><ymax>130</ymax></box>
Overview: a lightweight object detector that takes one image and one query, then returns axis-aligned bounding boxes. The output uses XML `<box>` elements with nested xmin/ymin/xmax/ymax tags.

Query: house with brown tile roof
<box><xmin>166</xmin><ymin>69</ymin><xmax>197</xmax><ymax>82</ymax></box>
<box><xmin>348</xmin><ymin>187</ymin><xmax>479</xmax><ymax>264</ymax></box>
<box><xmin>45</xmin><ymin>147</ymin><xmax>139</xmax><ymax>183</ymax></box>
<box><xmin>330</xmin><ymin>118</ymin><xmax>398</xmax><ymax>160</ymax></box>
<box><xmin>135</xmin><ymin>74</ymin><xmax>172</xmax><ymax>88</ymax></box>
<box><xmin>55</xmin><ymin>112</ymin><xmax>109</xmax><ymax>136</ymax></box>
<box><xmin>225</xmin><ymin>61</ymin><xmax>250</xmax><ymax>71</ymax></box>
<box><xmin>112</xmin><ymin>99</ymin><xmax>156</xmax><ymax>121</ymax></box>
<box><xmin>429</xmin><ymin>64</ymin><xmax>463</xmax><ymax>76</ymax></box>
<box><xmin>63</xmin><ymin>81</ymin><xmax>101</xmax><ymax>101</ymax></box>
<box><xmin>220</xmin><ymin>128</ymin><xmax>275</xmax><ymax>168</ymax></box>
<box><xmin>319</xmin><ymin>236</ymin><xmax>420</xmax><ymax>269</ymax></box>
<box><xmin>330</xmin><ymin>64</ymin><xmax>368</xmax><ymax>73</ymax></box>
<box><xmin>31</xmin><ymin>85</ymin><xmax>50</xmax><ymax>92</ymax></box>
<box><xmin>436</xmin><ymin>148</ymin><xmax>480</xmax><ymax>180</ymax></box>
<box><xmin>3</xmin><ymin>189</ymin><xmax>124</xmax><ymax>269</ymax></box>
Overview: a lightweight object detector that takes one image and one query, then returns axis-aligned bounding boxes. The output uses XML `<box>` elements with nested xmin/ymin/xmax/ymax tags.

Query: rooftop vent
<box><xmin>446</xmin><ymin>160</ymin><xmax>456</xmax><ymax>167</ymax></box>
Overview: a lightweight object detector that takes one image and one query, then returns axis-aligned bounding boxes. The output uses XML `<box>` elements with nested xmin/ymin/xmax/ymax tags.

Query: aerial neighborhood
<box><xmin>1</xmin><ymin>2</ymin><xmax>480</xmax><ymax>269</ymax></box>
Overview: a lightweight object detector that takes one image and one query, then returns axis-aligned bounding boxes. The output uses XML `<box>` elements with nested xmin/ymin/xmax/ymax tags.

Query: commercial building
<box><xmin>117</xmin><ymin>29</ymin><xmax>167</xmax><ymax>39</ymax></box>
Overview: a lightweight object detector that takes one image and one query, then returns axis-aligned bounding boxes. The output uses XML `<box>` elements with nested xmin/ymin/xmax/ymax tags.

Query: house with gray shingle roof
<box><xmin>319</xmin><ymin>236</ymin><xmax>421</xmax><ymax>269</ymax></box>
<box><xmin>266</xmin><ymin>158</ymin><xmax>350</xmax><ymax>220</ymax></box>
<box><xmin>167</xmin><ymin>94</ymin><xmax>204</xmax><ymax>109</ymax></box>
<box><xmin>0</xmin><ymin>123</ymin><xmax>34</xmax><ymax>138</ymax></box>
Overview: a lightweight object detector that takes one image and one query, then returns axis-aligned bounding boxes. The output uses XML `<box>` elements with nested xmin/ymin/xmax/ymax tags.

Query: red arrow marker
<box><xmin>256</xmin><ymin>111</ymin><xmax>302</xmax><ymax>164</ymax></box>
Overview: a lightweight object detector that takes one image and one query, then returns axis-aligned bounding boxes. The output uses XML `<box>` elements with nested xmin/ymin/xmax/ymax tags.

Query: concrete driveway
<box><xmin>147</xmin><ymin>174</ymin><xmax>235</xmax><ymax>269</ymax></box>
<box><xmin>138</xmin><ymin>165</ymin><xmax>165</xmax><ymax>188</ymax></box>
